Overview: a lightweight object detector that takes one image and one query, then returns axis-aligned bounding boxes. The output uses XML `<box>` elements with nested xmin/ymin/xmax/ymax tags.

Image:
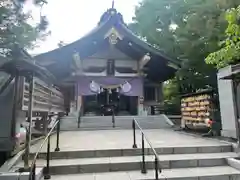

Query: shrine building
<box><xmin>35</xmin><ymin>8</ymin><xmax>180</xmax><ymax>116</ymax></box>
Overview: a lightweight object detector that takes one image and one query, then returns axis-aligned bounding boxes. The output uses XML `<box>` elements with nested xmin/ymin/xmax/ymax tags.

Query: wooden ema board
<box><xmin>181</xmin><ymin>92</ymin><xmax>212</xmax><ymax>127</ymax></box>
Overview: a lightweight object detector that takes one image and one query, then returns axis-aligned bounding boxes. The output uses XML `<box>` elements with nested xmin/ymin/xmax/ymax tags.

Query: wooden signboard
<box><xmin>181</xmin><ymin>90</ymin><xmax>213</xmax><ymax>128</ymax></box>
<box><xmin>107</xmin><ymin>59</ymin><xmax>115</xmax><ymax>76</ymax></box>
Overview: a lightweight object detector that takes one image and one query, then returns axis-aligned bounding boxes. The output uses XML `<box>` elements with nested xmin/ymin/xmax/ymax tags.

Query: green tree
<box><xmin>0</xmin><ymin>0</ymin><xmax>49</xmax><ymax>58</ymax></box>
<box><xmin>163</xmin><ymin>78</ymin><xmax>180</xmax><ymax>114</ymax></box>
<box><xmin>163</xmin><ymin>78</ymin><xmax>178</xmax><ymax>103</ymax></box>
<box><xmin>206</xmin><ymin>5</ymin><xmax>240</xmax><ymax>68</ymax></box>
<box><xmin>130</xmin><ymin>0</ymin><xmax>240</xmax><ymax>94</ymax></box>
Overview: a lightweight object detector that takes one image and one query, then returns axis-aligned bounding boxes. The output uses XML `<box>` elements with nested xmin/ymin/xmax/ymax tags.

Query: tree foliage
<box><xmin>130</xmin><ymin>0</ymin><xmax>240</xmax><ymax>113</ymax></box>
<box><xmin>206</xmin><ymin>6</ymin><xmax>240</xmax><ymax>69</ymax></box>
<box><xmin>163</xmin><ymin>78</ymin><xmax>178</xmax><ymax>103</ymax></box>
<box><xmin>163</xmin><ymin>78</ymin><xmax>181</xmax><ymax>114</ymax></box>
<box><xmin>130</xmin><ymin>0</ymin><xmax>240</xmax><ymax>98</ymax></box>
<box><xmin>0</xmin><ymin>0</ymin><xmax>49</xmax><ymax>58</ymax></box>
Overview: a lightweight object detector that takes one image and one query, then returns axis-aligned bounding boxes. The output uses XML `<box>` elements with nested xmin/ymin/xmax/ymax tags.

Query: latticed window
<box><xmin>144</xmin><ymin>87</ymin><xmax>156</xmax><ymax>101</ymax></box>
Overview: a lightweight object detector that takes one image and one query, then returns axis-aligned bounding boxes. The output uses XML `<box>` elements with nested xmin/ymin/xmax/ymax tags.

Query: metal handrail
<box><xmin>134</xmin><ymin>119</ymin><xmax>161</xmax><ymax>163</ymax></box>
<box><xmin>28</xmin><ymin>120</ymin><xmax>59</xmax><ymax>180</ymax></box>
<box><xmin>132</xmin><ymin>118</ymin><xmax>162</xmax><ymax>179</ymax></box>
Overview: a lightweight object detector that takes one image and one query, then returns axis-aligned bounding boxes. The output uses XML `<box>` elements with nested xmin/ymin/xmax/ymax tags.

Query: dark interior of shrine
<box><xmin>83</xmin><ymin>89</ymin><xmax>138</xmax><ymax>116</ymax></box>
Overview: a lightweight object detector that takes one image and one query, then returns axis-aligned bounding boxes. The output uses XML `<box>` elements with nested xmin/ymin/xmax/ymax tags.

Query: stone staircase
<box><xmin>15</xmin><ymin>143</ymin><xmax>240</xmax><ymax>179</ymax></box>
<box><xmin>60</xmin><ymin>115</ymin><xmax>174</xmax><ymax>131</ymax></box>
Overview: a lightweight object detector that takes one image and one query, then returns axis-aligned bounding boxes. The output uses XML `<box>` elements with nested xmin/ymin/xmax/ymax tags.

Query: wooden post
<box><xmin>11</xmin><ymin>73</ymin><xmax>19</xmax><ymax>143</ymax></box>
<box><xmin>24</xmin><ymin>74</ymin><xmax>34</xmax><ymax>169</ymax></box>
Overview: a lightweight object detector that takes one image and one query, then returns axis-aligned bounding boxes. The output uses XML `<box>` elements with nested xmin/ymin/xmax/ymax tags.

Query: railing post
<box><xmin>112</xmin><ymin>105</ymin><xmax>115</xmax><ymax>128</ymax></box>
<box><xmin>31</xmin><ymin>163</ymin><xmax>36</xmax><ymax>180</ymax></box>
<box><xmin>44</xmin><ymin>135</ymin><xmax>51</xmax><ymax>179</ymax></box>
<box><xmin>77</xmin><ymin>109</ymin><xmax>81</xmax><ymax>128</ymax></box>
<box><xmin>155</xmin><ymin>157</ymin><xmax>159</xmax><ymax>180</ymax></box>
<box><xmin>132</xmin><ymin>120</ymin><xmax>137</xmax><ymax>148</ymax></box>
<box><xmin>55</xmin><ymin>115</ymin><xmax>61</xmax><ymax>152</ymax></box>
<box><xmin>141</xmin><ymin>132</ymin><xmax>147</xmax><ymax>174</ymax></box>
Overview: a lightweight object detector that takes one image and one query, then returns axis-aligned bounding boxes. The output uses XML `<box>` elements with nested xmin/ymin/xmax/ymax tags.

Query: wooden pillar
<box><xmin>11</xmin><ymin>73</ymin><xmax>19</xmax><ymax>139</ymax></box>
<box><xmin>24</xmin><ymin>74</ymin><xmax>34</xmax><ymax>169</ymax></box>
<box><xmin>155</xmin><ymin>86</ymin><xmax>158</xmax><ymax>102</ymax></box>
<box><xmin>138</xmin><ymin>84</ymin><xmax>144</xmax><ymax>116</ymax></box>
<box><xmin>159</xmin><ymin>83</ymin><xmax>163</xmax><ymax>103</ymax></box>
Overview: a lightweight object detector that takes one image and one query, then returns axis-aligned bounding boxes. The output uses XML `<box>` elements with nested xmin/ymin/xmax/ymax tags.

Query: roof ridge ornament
<box><xmin>98</xmin><ymin>0</ymin><xmax>125</xmax><ymax>25</ymax></box>
<box><xmin>112</xmin><ymin>0</ymin><xmax>115</xmax><ymax>9</ymax></box>
<box><xmin>110</xmin><ymin>0</ymin><xmax>116</xmax><ymax>15</ymax></box>
<box><xmin>104</xmin><ymin>27</ymin><xmax>123</xmax><ymax>45</ymax></box>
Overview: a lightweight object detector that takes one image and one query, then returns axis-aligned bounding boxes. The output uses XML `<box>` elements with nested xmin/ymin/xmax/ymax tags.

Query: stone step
<box><xmin>59</xmin><ymin>124</ymin><xmax>174</xmax><ymax>130</ymax></box>
<box><xmin>30</xmin><ymin>144</ymin><xmax>232</xmax><ymax>160</ymax></box>
<box><xmin>60</xmin><ymin>115</ymin><xmax>174</xmax><ymax>130</ymax></box>
<box><xmin>0</xmin><ymin>167</ymin><xmax>44</xmax><ymax>180</ymax></box>
<box><xmin>61</xmin><ymin>127</ymin><xmax>127</xmax><ymax>131</ymax></box>
<box><xmin>18</xmin><ymin>153</ymin><xmax>237</xmax><ymax>175</ymax></box>
<box><xmin>49</xmin><ymin>166</ymin><xmax>240</xmax><ymax>180</ymax></box>
<box><xmin>80</xmin><ymin>115</ymin><xmax>167</xmax><ymax>119</ymax></box>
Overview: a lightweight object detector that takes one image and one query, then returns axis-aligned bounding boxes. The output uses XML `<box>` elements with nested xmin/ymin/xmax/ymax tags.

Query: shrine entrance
<box><xmin>83</xmin><ymin>89</ymin><xmax>138</xmax><ymax>116</ymax></box>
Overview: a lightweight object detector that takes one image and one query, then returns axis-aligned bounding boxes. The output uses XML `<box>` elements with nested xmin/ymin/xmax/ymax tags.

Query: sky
<box><xmin>25</xmin><ymin>0</ymin><xmax>141</xmax><ymax>55</ymax></box>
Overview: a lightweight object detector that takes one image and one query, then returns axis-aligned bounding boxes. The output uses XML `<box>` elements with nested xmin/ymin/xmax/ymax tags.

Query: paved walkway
<box><xmin>30</xmin><ymin>129</ymin><xmax>231</xmax><ymax>153</ymax></box>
